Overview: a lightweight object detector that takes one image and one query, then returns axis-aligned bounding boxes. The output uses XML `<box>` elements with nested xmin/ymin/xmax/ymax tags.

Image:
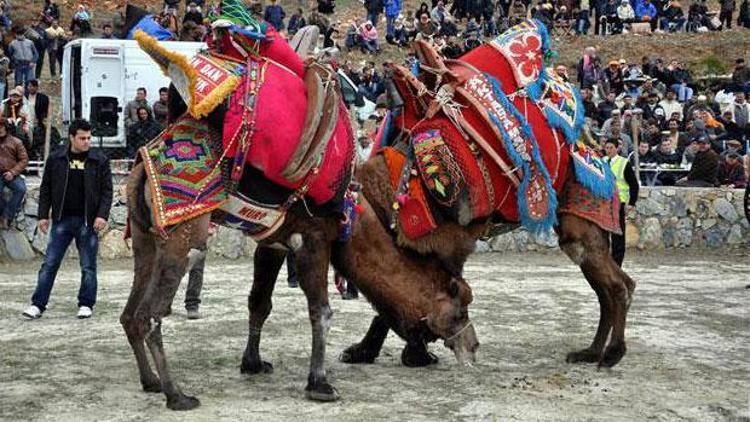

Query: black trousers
<box><xmin>609</xmin><ymin>203</ymin><xmax>627</xmax><ymax>267</ymax></box>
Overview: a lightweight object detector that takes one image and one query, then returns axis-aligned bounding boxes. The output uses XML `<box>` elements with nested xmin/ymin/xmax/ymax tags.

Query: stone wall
<box><xmin>478</xmin><ymin>187</ymin><xmax>749</xmax><ymax>253</ymax></box>
<box><xmin>1</xmin><ymin>181</ymin><xmax>747</xmax><ymax>262</ymax></box>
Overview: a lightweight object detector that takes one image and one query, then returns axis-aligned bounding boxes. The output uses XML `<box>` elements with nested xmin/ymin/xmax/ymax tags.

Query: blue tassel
<box><xmin>572</xmin><ymin>156</ymin><xmax>617</xmax><ymax>199</ymax></box>
<box><xmin>485</xmin><ymin>74</ymin><xmax>558</xmax><ymax>235</ymax></box>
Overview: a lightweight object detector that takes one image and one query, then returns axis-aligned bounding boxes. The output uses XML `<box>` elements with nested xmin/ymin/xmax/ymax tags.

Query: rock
<box><xmin>32</xmin><ymin>229</ymin><xmax>48</xmax><ymax>254</ymax></box>
<box><xmin>637</xmin><ymin>217</ymin><xmax>662</xmax><ymax>250</ymax></box>
<box><xmin>625</xmin><ymin>221</ymin><xmax>640</xmax><ymax>248</ymax></box>
<box><xmin>532</xmin><ymin>229</ymin><xmax>558</xmax><ymax>249</ymax></box>
<box><xmin>22</xmin><ymin>218</ymin><xmax>38</xmax><ymax>242</ymax></box>
<box><xmin>99</xmin><ymin>230</ymin><xmax>132</xmax><ymax>259</ymax></box>
<box><xmin>636</xmin><ymin>198</ymin><xmax>665</xmax><ymax>216</ymax></box>
<box><xmin>474</xmin><ymin>240</ymin><xmax>491</xmax><ymax>253</ymax></box>
<box><xmin>727</xmin><ymin>225</ymin><xmax>744</xmax><ymax>245</ymax></box>
<box><xmin>109</xmin><ymin>204</ymin><xmax>129</xmax><ymax>227</ymax></box>
<box><xmin>212</xmin><ymin>226</ymin><xmax>246</xmax><ymax>259</ymax></box>
<box><xmin>695</xmin><ymin>200</ymin><xmax>711</xmax><ymax>219</ymax></box>
<box><xmin>513</xmin><ymin>230</ymin><xmax>530</xmax><ymax>252</ymax></box>
<box><xmin>668</xmin><ymin>197</ymin><xmax>687</xmax><ymax>218</ymax></box>
<box><xmin>1</xmin><ymin>229</ymin><xmax>36</xmax><ymax>260</ymax></box>
<box><xmin>662</xmin><ymin>188</ymin><xmax>675</xmax><ymax>197</ymax></box>
<box><xmin>703</xmin><ymin>225</ymin><xmax>729</xmax><ymax>248</ymax></box>
<box><xmin>23</xmin><ymin>196</ymin><xmax>39</xmax><ymax>217</ymax></box>
<box><xmin>713</xmin><ymin>198</ymin><xmax>739</xmax><ymax>223</ymax></box>
<box><xmin>702</xmin><ymin>218</ymin><xmax>717</xmax><ymax>230</ymax></box>
<box><xmin>675</xmin><ymin>218</ymin><xmax>694</xmax><ymax>247</ymax></box>
<box><xmin>489</xmin><ymin>234</ymin><xmax>514</xmax><ymax>252</ymax></box>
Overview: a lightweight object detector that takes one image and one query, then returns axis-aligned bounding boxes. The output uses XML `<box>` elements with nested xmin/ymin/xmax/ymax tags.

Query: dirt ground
<box><xmin>0</xmin><ymin>249</ymin><xmax>748</xmax><ymax>421</ymax></box>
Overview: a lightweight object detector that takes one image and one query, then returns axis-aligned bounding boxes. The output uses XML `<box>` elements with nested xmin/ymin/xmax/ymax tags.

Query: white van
<box><xmin>62</xmin><ymin>38</ymin><xmax>205</xmax><ymax>149</ymax></box>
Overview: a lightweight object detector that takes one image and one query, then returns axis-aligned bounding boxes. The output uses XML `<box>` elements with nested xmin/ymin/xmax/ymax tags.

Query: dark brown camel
<box><xmin>340</xmin><ymin>155</ymin><xmax>636</xmax><ymax>368</ymax></box>
<box><xmin>121</xmin><ymin>158</ymin><xmax>478</xmax><ymax>410</ymax></box>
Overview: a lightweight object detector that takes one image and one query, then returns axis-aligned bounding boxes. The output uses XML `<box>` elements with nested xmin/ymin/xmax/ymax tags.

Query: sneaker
<box><xmin>186</xmin><ymin>308</ymin><xmax>201</xmax><ymax>320</ymax></box>
<box><xmin>22</xmin><ymin>305</ymin><xmax>42</xmax><ymax>319</ymax></box>
<box><xmin>77</xmin><ymin>306</ymin><xmax>93</xmax><ymax>319</ymax></box>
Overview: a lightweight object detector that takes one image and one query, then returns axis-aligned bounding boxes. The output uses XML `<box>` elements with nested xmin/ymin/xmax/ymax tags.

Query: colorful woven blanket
<box><xmin>140</xmin><ymin>117</ymin><xmax>226</xmax><ymax>230</ymax></box>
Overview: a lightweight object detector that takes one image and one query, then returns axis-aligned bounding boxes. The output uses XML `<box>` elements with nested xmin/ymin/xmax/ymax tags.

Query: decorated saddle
<box><xmin>134</xmin><ymin>0</ymin><xmax>356</xmax><ymax>239</ymax></box>
<box><xmin>378</xmin><ymin>19</ymin><xmax>619</xmax><ymax>239</ymax></box>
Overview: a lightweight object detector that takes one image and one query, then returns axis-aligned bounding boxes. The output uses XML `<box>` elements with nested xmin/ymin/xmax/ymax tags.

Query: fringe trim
<box><xmin>571</xmin><ymin>148</ymin><xmax>617</xmax><ymax>199</ymax></box>
<box><xmin>485</xmin><ymin>74</ymin><xmax>558</xmax><ymax>235</ymax></box>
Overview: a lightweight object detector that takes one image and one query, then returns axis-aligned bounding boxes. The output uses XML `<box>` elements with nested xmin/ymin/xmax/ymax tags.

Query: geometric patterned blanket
<box><xmin>140</xmin><ymin>116</ymin><xmax>226</xmax><ymax>230</ymax></box>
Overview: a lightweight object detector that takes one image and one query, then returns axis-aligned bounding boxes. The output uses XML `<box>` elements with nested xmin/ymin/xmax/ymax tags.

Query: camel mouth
<box><xmin>444</xmin><ymin>322</ymin><xmax>479</xmax><ymax>366</ymax></box>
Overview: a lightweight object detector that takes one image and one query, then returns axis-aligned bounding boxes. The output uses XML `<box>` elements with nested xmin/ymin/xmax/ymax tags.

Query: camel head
<box><xmin>425</xmin><ymin>277</ymin><xmax>479</xmax><ymax>366</ymax></box>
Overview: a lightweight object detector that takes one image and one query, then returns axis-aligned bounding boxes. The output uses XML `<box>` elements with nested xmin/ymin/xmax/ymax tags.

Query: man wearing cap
<box><xmin>642</xmin><ymin>92</ymin><xmax>666</xmax><ymax>123</ymax></box>
<box><xmin>604</xmin><ymin>61</ymin><xmax>624</xmax><ymax>94</ymax></box>
<box><xmin>717</xmin><ymin>151</ymin><xmax>747</xmax><ymax>187</ymax></box>
<box><xmin>7</xmin><ymin>28</ymin><xmax>38</xmax><ymax>89</ymax></box>
<box><xmin>1</xmin><ymin>86</ymin><xmax>31</xmax><ymax>142</ymax></box>
<box><xmin>677</xmin><ymin>136</ymin><xmax>719</xmax><ymax>186</ymax></box>
<box><xmin>603</xmin><ymin>138</ymin><xmax>639</xmax><ymax>267</ymax></box>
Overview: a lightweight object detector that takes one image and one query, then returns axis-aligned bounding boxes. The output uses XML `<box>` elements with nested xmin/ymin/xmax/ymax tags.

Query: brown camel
<box><xmin>339</xmin><ymin>155</ymin><xmax>636</xmax><ymax>369</ymax></box>
<box><xmin>121</xmin><ymin>152</ymin><xmax>478</xmax><ymax>410</ymax></box>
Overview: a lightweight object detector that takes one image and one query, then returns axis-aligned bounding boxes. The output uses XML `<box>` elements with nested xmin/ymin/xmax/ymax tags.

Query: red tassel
<box><xmin>354</xmin><ymin>204</ymin><xmax>365</xmax><ymax>214</ymax></box>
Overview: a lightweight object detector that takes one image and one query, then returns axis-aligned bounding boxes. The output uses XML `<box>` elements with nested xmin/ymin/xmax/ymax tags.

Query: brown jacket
<box><xmin>0</xmin><ymin>134</ymin><xmax>29</xmax><ymax>176</ymax></box>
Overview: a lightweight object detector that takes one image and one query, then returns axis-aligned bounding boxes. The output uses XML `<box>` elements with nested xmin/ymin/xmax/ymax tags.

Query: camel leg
<box><xmin>340</xmin><ymin>315</ymin><xmax>390</xmax><ymax>364</ymax></box>
<box><xmin>240</xmin><ymin>246</ymin><xmax>286</xmax><ymax>374</ymax></box>
<box><xmin>401</xmin><ymin>341</ymin><xmax>439</xmax><ymax>367</ymax></box>
<box><xmin>558</xmin><ymin>213</ymin><xmax>636</xmax><ymax>367</ymax></box>
<box><xmin>295</xmin><ymin>235</ymin><xmax>339</xmax><ymax>401</ymax></box>
<box><xmin>120</xmin><ymin>223</ymin><xmax>161</xmax><ymax>393</ymax></box>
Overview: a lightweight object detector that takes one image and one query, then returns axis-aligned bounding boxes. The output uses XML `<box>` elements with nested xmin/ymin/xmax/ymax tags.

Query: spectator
<box><xmin>71</xmin><ymin>4</ymin><xmax>92</xmax><ymax>36</ymax></box>
<box><xmin>604</xmin><ymin>60</ymin><xmax>624</xmax><ymax>94</ymax></box>
<box><xmin>654</xmin><ymin>137</ymin><xmax>683</xmax><ymax>184</ymax></box>
<box><xmin>1</xmin><ymin>86</ymin><xmax>31</xmax><ymax>143</ymax></box>
<box><xmin>661</xmin><ymin>0</ymin><xmax>687</xmax><ymax>31</ymax></box>
<box><xmin>153</xmin><ymin>87</ymin><xmax>169</xmax><ymax>126</ymax></box>
<box><xmin>45</xmin><ymin>20</ymin><xmax>66</xmax><ymax>77</ymax></box>
<box><xmin>718</xmin><ymin>110</ymin><xmax>744</xmax><ymax>142</ymax></box>
<box><xmin>659</xmin><ymin>89</ymin><xmax>683</xmax><ymax>121</ymax></box>
<box><xmin>359</xmin><ymin>20</ymin><xmax>380</xmax><ymax>54</ymax></box>
<box><xmin>264</xmin><ymin>0</ymin><xmax>286</xmax><ymax>31</ymax></box>
<box><xmin>719</xmin><ymin>0</ymin><xmax>736</xmax><ymax>29</ymax></box>
<box><xmin>28</xmin><ymin>20</ymin><xmax>47</xmax><ymax>81</ymax></box>
<box><xmin>576</xmin><ymin>0</ymin><xmax>592</xmax><ymax>34</ymax></box>
<box><xmin>677</xmin><ymin>136</ymin><xmax>719</xmax><ymax>186</ymax></box>
<box><xmin>8</xmin><ymin>28</ymin><xmax>38</xmax><ymax>89</ymax></box>
<box><xmin>345</xmin><ymin>18</ymin><xmax>362</xmax><ymax>50</ymax></box>
<box><xmin>43</xmin><ymin>0</ymin><xmax>61</xmax><ymax>24</ymax></box>
<box><xmin>127</xmin><ymin>107</ymin><xmax>163</xmax><ymax>158</ymax></box>
<box><xmin>160</xmin><ymin>7</ymin><xmax>180</xmax><ymax>34</ymax></box>
<box><xmin>577</xmin><ymin>46</ymin><xmax>602</xmax><ymax>90</ymax></box>
<box><xmin>403</xmin><ymin>10</ymin><xmax>418</xmax><ymax>39</ymax></box>
<box><xmin>600</xmin><ymin>0</ymin><xmax>620</xmax><ymax>33</ymax></box>
<box><xmin>415</xmin><ymin>2</ymin><xmax>430</xmax><ymax>20</ymax></box>
<box><xmin>687</xmin><ymin>0</ymin><xmax>709</xmax><ymax>30</ymax></box>
<box><xmin>663</xmin><ymin>118</ymin><xmax>689</xmax><ymax>151</ymax></box>
<box><xmin>184</xmin><ymin>2</ymin><xmax>204</xmax><ymax>26</ymax></box>
<box><xmin>666</xmin><ymin>60</ymin><xmax>693</xmax><ymax>102</ymax></box>
<box><xmin>318</xmin><ymin>0</ymin><xmax>336</xmax><ymax>14</ymax></box>
<box><xmin>609</xmin><ymin>123</ymin><xmax>633</xmax><ymax>156</ymax></box>
<box><xmin>642</xmin><ymin>92</ymin><xmax>666</xmax><ymax>123</ymax></box>
<box><xmin>0</xmin><ymin>117</ymin><xmax>28</xmax><ymax>229</ymax></box>
<box><xmin>125</xmin><ymin>88</ymin><xmax>152</xmax><ymax>129</ymax></box>
<box><xmin>441</xmin><ymin>36</ymin><xmax>464</xmax><ymax>58</ymax></box>
<box><xmin>26</xmin><ymin>79</ymin><xmax>49</xmax><ymax>139</ymax></box>
<box><xmin>739</xmin><ymin>0</ymin><xmax>750</xmax><ymax>28</ymax></box>
<box><xmin>616</xmin><ymin>0</ymin><xmax>635</xmax><ymax>31</ymax></box>
<box><xmin>603</xmin><ymin>138</ymin><xmax>639</xmax><ymax>267</ymax></box>
<box><xmin>597</xmin><ymin>91</ymin><xmax>619</xmax><ymax>124</ymax></box>
<box><xmin>287</xmin><ymin>8</ymin><xmax>306</xmax><ymax>35</ymax></box>
<box><xmin>22</xmin><ymin>119</ymin><xmax>113</xmax><ymax>320</ymax></box>
<box><xmin>391</xmin><ymin>18</ymin><xmax>409</xmax><ymax>46</ymax></box>
<box><xmin>727</xmin><ymin>90</ymin><xmax>749</xmax><ymax>132</ymax></box>
<box><xmin>635</xmin><ymin>0</ymin><xmax>658</xmax><ymax>30</ymax></box>
<box><xmin>581</xmin><ymin>88</ymin><xmax>598</xmax><ymax>119</ymax></box>
<box><xmin>0</xmin><ymin>49</ymin><xmax>9</xmax><ymax>99</ymax></box>
<box><xmin>101</xmin><ymin>23</ymin><xmax>116</xmax><ymax>39</ymax></box>
<box><xmin>630</xmin><ymin>138</ymin><xmax>658</xmax><ymax>166</ymax></box>
<box><xmin>721</xmin><ymin>139</ymin><xmax>744</xmax><ymax>159</ymax></box>
<box><xmin>732</xmin><ymin>58</ymin><xmax>750</xmax><ymax>88</ymax></box>
<box><xmin>716</xmin><ymin>151</ymin><xmax>747</xmax><ymax>187</ymax></box>
<box><xmin>365</xmin><ymin>0</ymin><xmax>384</xmax><ymax>27</ymax></box>
<box><xmin>384</xmin><ymin>0</ymin><xmax>402</xmax><ymax>42</ymax></box>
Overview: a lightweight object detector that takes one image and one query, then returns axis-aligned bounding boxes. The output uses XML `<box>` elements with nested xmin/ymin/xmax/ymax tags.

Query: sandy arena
<box><xmin>0</xmin><ymin>250</ymin><xmax>748</xmax><ymax>421</ymax></box>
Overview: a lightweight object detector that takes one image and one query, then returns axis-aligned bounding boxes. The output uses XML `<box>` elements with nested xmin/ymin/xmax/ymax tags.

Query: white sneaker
<box><xmin>22</xmin><ymin>305</ymin><xmax>42</xmax><ymax>319</ymax></box>
<box><xmin>77</xmin><ymin>306</ymin><xmax>93</xmax><ymax>319</ymax></box>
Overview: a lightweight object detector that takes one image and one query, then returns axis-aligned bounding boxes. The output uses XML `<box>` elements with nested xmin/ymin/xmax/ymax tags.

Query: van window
<box><xmin>71</xmin><ymin>45</ymin><xmax>82</xmax><ymax>119</ymax></box>
<box><xmin>90</xmin><ymin>97</ymin><xmax>119</xmax><ymax>138</ymax></box>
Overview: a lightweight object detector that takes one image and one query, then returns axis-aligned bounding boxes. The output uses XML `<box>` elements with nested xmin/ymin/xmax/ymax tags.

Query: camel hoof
<box><xmin>305</xmin><ymin>382</ymin><xmax>340</xmax><ymax>402</ymax></box>
<box><xmin>141</xmin><ymin>381</ymin><xmax>162</xmax><ymax>393</ymax></box>
<box><xmin>599</xmin><ymin>342</ymin><xmax>626</xmax><ymax>368</ymax></box>
<box><xmin>166</xmin><ymin>395</ymin><xmax>200</xmax><ymax>411</ymax></box>
<box><xmin>401</xmin><ymin>345</ymin><xmax>439</xmax><ymax>367</ymax></box>
<box><xmin>240</xmin><ymin>360</ymin><xmax>274</xmax><ymax>375</ymax></box>
<box><xmin>565</xmin><ymin>348</ymin><xmax>600</xmax><ymax>364</ymax></box>
<box><xmin>339</xmin><ymin>343</ymin><xmax>377</xmax><ymax>364</ymax></box>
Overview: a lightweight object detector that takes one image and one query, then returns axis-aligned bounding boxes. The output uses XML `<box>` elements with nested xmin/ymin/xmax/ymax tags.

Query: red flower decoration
<box><xmin>508</xmin><ymin>34</ymin><xmax>542</xmax><ymax>82</ymax></box>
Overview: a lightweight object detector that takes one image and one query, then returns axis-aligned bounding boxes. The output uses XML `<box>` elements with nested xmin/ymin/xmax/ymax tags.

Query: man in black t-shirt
<box><xmin>23</xmin><ymin>119</ymin><xmax>113</xmax><ymax>320</ymax></box>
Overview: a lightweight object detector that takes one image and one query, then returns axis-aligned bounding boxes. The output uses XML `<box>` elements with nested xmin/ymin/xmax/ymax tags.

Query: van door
<box><xmin>84</xmin><ymin>44</ymin><xmax>125</xmax><ymax>149</ymax></box>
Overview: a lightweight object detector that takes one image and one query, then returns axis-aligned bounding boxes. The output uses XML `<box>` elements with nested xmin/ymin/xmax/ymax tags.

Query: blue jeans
<box><xmin>367</xmin><ymin>12</ymin><xmax>379</xmax><ymax>26</ymax></box>
<box><xmin>386</xmin><ymin>15</ymin><xmax>396</xmax><ymax>39</ymax></box>
<box><xmin>670</xmin><ymin>83</ymin><xmax>693</xmax><ymax>102</ymax></box>
<box><xmin>0</xmin><ymin>175</ymin><xmax>26</xmax><ymax>221</ymax></box>
<box><xmin>14</xmin><ymin>64</ymin><xmax>34</xmax><ymax>89</ymax></box>
<box><xmin>576</xmin><ymin>10</ymin><xmax>590</xmax><ymax>34</ymax></box>
<box><xmin>31</xmin><ymin>216</ymin><xmax>99</xmax><ymax>312</ymax></box>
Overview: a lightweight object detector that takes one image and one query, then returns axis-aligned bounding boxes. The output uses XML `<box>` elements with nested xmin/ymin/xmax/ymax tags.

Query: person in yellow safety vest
<box><xmin>604</xmin><ymin>138</ymin><xmax>640</xmax><ymax>267</ymax></box>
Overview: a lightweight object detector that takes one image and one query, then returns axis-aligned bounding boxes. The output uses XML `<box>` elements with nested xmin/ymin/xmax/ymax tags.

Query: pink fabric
<box><xmin>360</xmin><ymin>24</ymin><xmax>378</xmax><ymax>41</ymax></box>
<box><xmin>207</xmin><ymin>27</ymin><xmax>305</xmax><ymax>78</ymax></box>
<box><xmin>223</xmin><ymin>59</ymin><xmax>354</xmax><ymax>205</ymax></box>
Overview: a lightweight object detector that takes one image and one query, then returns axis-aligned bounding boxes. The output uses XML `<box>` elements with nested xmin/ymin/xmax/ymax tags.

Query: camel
<box><xmin>120</xmin><ymin>25</ymin><xmax>479</xmax><ymax>409</ymax></box>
